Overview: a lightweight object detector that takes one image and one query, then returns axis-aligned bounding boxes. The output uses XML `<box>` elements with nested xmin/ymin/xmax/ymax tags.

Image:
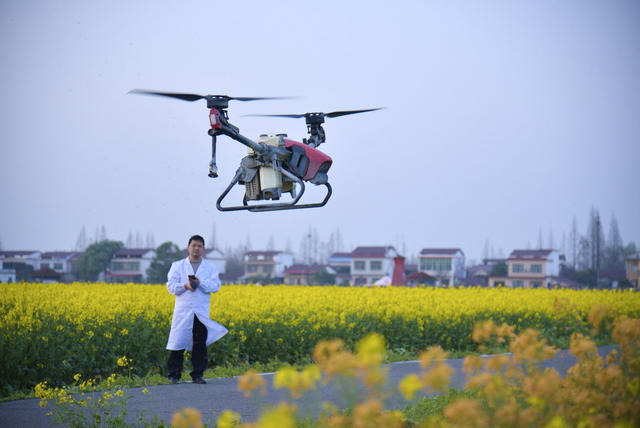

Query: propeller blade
<box><xmin>231</xmin><ymin>96</ymin><xmax>299</xmax><ymax>102</ymax></box>
<box><xmin>244</xmin><ymin>113</ymin><xmax>307</xmax><ymax>118</ymax></box>
<box><xmin>128</xmin><ymin>89</ymin><xmax>206</xmax><ymax>102</ymax></box>
<box><xmin>244</xmin><ymin>108</ymin><xmax>383</xmax><ymax>119</ymax></box>
<box><xmin>325</xmin><ymin>107</ymin><xmax>384</xmax><ymax>118</ymax></box>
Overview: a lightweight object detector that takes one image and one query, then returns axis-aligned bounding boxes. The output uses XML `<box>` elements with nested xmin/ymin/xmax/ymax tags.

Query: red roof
<box><xmin>32</xmin><ymin>267</ymin><xmax>61</xmax><ymax>278</ymax></box>
<box><xmin>406</xmin><ymin>271</ymin><xmax>436</xmax><ymax>281</ymax></box>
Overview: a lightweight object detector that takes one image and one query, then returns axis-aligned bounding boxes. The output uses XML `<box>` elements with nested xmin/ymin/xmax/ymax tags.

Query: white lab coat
<box><xmin>166</xmin><ymin>257</ymin><xmax>228</xmax><ymax>351</ymax></box>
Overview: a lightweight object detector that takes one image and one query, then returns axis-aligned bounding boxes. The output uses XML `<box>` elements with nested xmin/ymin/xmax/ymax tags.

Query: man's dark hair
<box><xmin>188</xmin><ymin>234</ymin><xmax>205</xmax><ymax>246</ymax></box>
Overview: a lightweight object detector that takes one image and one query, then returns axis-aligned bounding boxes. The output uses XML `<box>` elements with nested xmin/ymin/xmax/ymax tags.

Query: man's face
<box><xmin>188</xmin><ymin>240</ymin><xmax>204</xmax><ymax>260</ymax></box>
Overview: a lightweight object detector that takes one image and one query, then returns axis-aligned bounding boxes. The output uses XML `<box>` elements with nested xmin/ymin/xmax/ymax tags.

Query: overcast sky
<box><xmin>1</xmin><ymin>0</ymin><xmax>639</xmax><ymax>262</ymax></box>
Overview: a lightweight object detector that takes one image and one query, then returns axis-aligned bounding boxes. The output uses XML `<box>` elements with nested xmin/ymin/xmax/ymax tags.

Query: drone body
<box><xmin>130</xmin><ymin>89</ymin><xmax>381</xmax><ymax>212</ymax></box>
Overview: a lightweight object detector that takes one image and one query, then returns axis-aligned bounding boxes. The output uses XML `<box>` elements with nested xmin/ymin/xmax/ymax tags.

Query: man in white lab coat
<box><xmin>166</xmin><ymin>234</ymin><xmax>228</xmax><ymax>384</ymax></box>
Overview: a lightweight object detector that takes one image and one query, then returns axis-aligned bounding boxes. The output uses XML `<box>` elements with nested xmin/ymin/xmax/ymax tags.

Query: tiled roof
<box><xmin>245</xmin><ymin>251</ymin><xmax>282</xmax><ymax>256</ymax></box>
<box><xmin>420</xmin><ymin>248</ymin><xmax>462</xmax><ymax>256</ymax></box>
<box><xmin>509</xmin><ymin>249</ymin><xmax>553</xmax><ymax>260</ymax></box>
<box><xmin>0</xmin><ymin>251</ymin><xmax>39</xmax><ymax>258</ymax></box>
<box><xmin>41</xmin><ymin>251</ymin><xmax>77</xmax><ymax>259</ymax></box>
<box><xmin>406</xmin><ymin>271</ymin><xmax>436</xmax><ymax>281</ymax></box>
<box><xmin>351</xmin><ymin>246</ymin><xmax>394</xmax><ymax>258</ymax></box>
<box><xmin>329</xmin><ymin>252</ymin><xmax>352</xmax><ymax>259</ymax></box>
<box><xmin>32</xmin><ymin>267</ymin><xmax>61</xmax><ymax>278</ymax></box>
<box><xmin>114</xmin><ymin>248</ymin><xmax>154</xmax><ymax>258</ymax></box>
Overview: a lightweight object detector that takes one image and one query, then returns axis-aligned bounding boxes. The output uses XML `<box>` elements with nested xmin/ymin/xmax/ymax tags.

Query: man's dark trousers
<box><xmin>168</xmin><ymin>315</ymin><xmax>208</xmax><ymax>380</ymax></box>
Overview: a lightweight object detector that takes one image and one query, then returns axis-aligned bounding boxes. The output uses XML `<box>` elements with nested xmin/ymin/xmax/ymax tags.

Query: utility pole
<box><xmin>596</xmin><ymin>214</ymin><xmax>601</xmax><ymax>289</ymax></box>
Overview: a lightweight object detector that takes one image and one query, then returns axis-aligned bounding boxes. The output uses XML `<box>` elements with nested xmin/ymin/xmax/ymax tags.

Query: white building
<box><xmin>350</xmin><ymin>246</ymin><xmax>398</xmax><ymax>286</ymax></box>
<box><xmin>244</xmin><ymin>250</ymin><xmax>294</xmax><ymax>280</ymax></box>
<box><xmin>106</xmin><ymin>248</ymin><xmax>155</xmax><ymax>283</ymax></box>
<box><xmin>0</xmin><ymin>260</ymin><xmax>16</xmax><ymax>283</ymax></box>
<box><xmin>205</xmin><ymin>248</ymin><xmax>226</xmax><ymax>275</ymax></box>
<box><xmin>418</xmin><ymin>248</ymin><xmax>466</xmax><ymax>286</ymax></box>
<box><xmin>488</xmin><ymin>249</ymin><xmax>562</xmax><ymax>288</ymax></box>
<box><xmin>0</xmin><ymin>251</ymin><xmax>41</xmax><ymax>270</ymax></box>
<box><xmin>39</xmin><ymin>252</ymin><xmax>80</xmax><ymax>281</ymax></box>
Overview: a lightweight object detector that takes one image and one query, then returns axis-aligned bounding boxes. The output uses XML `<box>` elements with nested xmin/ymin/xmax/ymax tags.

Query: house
<box><xmin>0</xmin><ymin>251</ymin><xmax>41</xmax><ymax>281</ymax></box>
<box><xmin>466</xmin><ymin>258</ymin><xmax>507</xmax><ymax>287</ymax></box>
<box><xmin>244</xmin><ymin>250</ymin><xmax>294</xmax><ymax>282</ymax></box>
<box><xmin>283</xmin><ymin>264</ymin><xmax>336</xmax><ymax>285</ymax></box>
<box><xmin>350</xmin><ymin>246</ymin><xmax>398</xmax><ymax>286</ymax></box>
<box><xmin>328</xmin><ymin>252</ymin><xmax>352</xmax><ymax>285</ymax></box>
<box><xmin>106</xmin><ymin>248</ymin><xmax>155</xmax><ymax>283</ymax></box>
<box><xmin>418</xmin><ymin>248</ymin><xmax>465</xmax><ymax>286</ymax></box>
<box><xmin>205</xmin><ymin>249</ymin><xmax>226</xmax><ymax>275</ymax></box>
<box><xmin>488</xmin><ymin>249</ymin><xmax>562</xmax><ymax>288</ymax></box>
<box><xmin>625</xmin><ymin>254</ymin><xmax>640</xmax><ymax>290</ymax></box>
<box><xmin>405</xmin><ymin>271</ymin><xmax>436</xmax><ymax>287</ymax></box>
<box><xmin>0</xmin><ymin>259</ymin><xmax>16</xmax><ymax>283</ymax></box>
<box><xmin>39</xmin><ymin>251</ymin><xmax>80</xmax><ymax>282</ymax></box>
<box><xmin>0</xmin><ymin>250</ymin><xmax>41</xmax><ymax>269</ymax></box>
<box><xmin>31</xmin><ymin>267</ymin><xmax>62</xmax><ymax>283</ymax></box>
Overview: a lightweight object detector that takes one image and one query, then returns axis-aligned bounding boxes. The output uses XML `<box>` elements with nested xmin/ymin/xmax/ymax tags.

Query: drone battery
<box><xmin>259</xmin><ymin>166</ymin><xmax>282</xmax><ymax>199</ymax></box>
<box><xmin>245</xmin><ymin>176</ymin><xmax>261</xmax><ymax>200</ymax></box>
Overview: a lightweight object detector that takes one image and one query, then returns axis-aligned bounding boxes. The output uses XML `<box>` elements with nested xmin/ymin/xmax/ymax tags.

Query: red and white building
<box><xmin>244</xmin><ymin>250</ymin><xmax>294</xmax><ymax>281</ymax></box>
<box><xmin>418</xmin><ymin>248</ymin><xmax>466</xmax><ymax>286</ymax></box>
<box><xmin>350</xmin><ymin>246</ymin><xmax>398</xmax><ymax>286</ymax></box>
<box><xmin>488</xmin><ymin>249</ymin><xmax>562</xmax><ymax>288</ymax></box>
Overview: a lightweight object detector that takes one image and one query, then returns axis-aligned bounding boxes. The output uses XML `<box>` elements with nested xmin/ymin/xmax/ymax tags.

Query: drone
<box><xmin>129</xmin><ymin>89</ymin><xmax>382</xmax><ymax>212</ymax></box>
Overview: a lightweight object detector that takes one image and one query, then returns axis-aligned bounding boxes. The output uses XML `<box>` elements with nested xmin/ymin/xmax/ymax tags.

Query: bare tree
<box><xmin>75</xmin><ymin>226</ymin><xmax>88</xmax><ymax>251</ymax></box>
<box><xmin>209</xmin><ymin>222</ymin><xmax>217</xmax><ymax>250</ymax></box>
<box><xmin>605</xmin><ymin>212</ymin><xmax>624</xmax><ymax>269</ymax></box>
<box><xmin>586</xmin><ymin>207</ymin><xmax>605</xmax><ymax>270</ymax></box>
<box><xmin>146</xmin><ymin>232</ymin><xmax>156</xmax><ymax>249</ymax></box>
<box><xmin>569</xmin><ymin>216</ymin><xmax>578</xmax><ymax>269</ymax></box>
<box><xmin>536</xmin><ymin>228</ymin><xmax>544</xmax><ymax>249</ymax></box>
<box><xmin>482</xmin><ymin>238</ymin><xmax>489</xmax><ymax>261</ymax></box>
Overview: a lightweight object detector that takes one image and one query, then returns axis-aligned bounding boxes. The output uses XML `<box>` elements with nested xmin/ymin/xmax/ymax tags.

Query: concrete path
<box><xmin>0</xmin><ymin>346</ymin><xmax>615</xmax><ymax>427</ymax></box>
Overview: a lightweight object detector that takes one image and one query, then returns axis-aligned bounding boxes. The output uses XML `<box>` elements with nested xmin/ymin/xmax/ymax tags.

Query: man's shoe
<box><xmin>168</xmin><ymin>377</ymin><xmax>180</xmax><ymax>384</ymax></box>
<box><xmin>192</xmin><ymin>377</ymin><xmax>206</xmax><ymax>384</ymax></box>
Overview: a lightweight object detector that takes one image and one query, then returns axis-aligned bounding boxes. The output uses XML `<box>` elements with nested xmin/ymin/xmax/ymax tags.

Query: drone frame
<box><xmin>129</xmin><ymin>89</ymin><xmax>380</xmax><ymax>213</ymax></box>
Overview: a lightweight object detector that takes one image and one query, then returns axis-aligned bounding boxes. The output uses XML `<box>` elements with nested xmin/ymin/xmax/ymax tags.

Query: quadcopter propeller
<box><xmin>246</xmin><ymin>107</ymin><xmax>383</xmax><ymax>124</ymax></box>
<box><xmin>128</xmin><ymin>89</ymin><xmax>296</xmax><ymax>109</ymax></box>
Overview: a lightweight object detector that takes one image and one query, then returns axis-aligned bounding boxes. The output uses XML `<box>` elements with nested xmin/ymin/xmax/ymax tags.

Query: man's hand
<box><xmin>184</xmin><ymin>277</ymin><xmax>200</xmax><ymax>291</ymax></box>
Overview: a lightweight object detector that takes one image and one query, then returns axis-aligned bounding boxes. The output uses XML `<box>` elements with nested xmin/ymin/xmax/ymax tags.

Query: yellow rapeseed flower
<box><xmin>217</xmin><ymin>410</ymin><xmax>241</xmax><ymax>428</ymax></box>
<box><xmin>170</xmin><ymin>407</ymin><xmax>203</xmax><ymax>428</ymax></box>
<box><xmin>398</xmin><ymin>374</ymin><xmax>423</xmax><ymax>401</ymax></box>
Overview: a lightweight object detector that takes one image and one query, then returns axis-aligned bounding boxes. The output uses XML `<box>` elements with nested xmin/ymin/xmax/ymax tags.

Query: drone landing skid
<box><xmin>245</xmin><ymin>183</ymin><xmax>332</xmax><ymax>212</ymax></box>
<box><xmin>216</xmin><ymin>169</ymin><xmax>332</xmax><ymax>213</ymax></box>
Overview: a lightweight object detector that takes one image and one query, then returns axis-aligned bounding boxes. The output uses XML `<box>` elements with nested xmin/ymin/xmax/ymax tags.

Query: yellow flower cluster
<box><xmin>2</xmin><ymin>282</ymin><xmax>639</xmax><ymax>396</ymax></box>
<box><xmin>219</xmin><ymin>310</ymin><xmax>639</xmax><ymax>427</ymax></box>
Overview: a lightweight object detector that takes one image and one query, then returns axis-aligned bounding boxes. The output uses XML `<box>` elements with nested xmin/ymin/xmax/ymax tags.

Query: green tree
<box><xmin>77</xmin><ymin>240</ymin><xmax>124</xmax><ymax>281</ymax></box>
<box><xmin>312</xmin><ymin>268</ymin><xmax>336</xmax><ymax>285</ymax></box>
<box><xmin>490</xmin><ymin>262</ymin><xmax>508</xmax><ymax>277</ymax></box>
<box><xmin>146</xmin><ymin>241</ymin><xmax>184</xmax><ymax>284</ymax></box>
